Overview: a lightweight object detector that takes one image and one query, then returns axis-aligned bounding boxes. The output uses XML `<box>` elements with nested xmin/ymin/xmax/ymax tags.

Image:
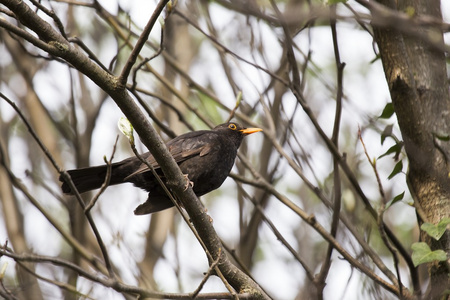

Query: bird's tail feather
<box><xmin>60</xmin><ymin>162</ymin><xmax>129</xmax><ymax>194</ymax></box>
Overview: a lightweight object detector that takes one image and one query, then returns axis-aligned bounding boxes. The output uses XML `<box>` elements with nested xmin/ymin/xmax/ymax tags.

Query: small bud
<box><xmin>0</xmin><ymin>262</ymin><xmax>8</xmax><ymax>280</ymax></box>
<box><xmin>118</xmin><ymin>117</ymin><xmax>135</xmax><ymax>146</ymax></box>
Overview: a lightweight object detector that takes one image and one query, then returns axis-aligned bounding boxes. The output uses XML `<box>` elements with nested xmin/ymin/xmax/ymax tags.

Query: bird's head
<box><xmin>214</xmin><ymin>122</ymin><xmax>263</xmax><ymax>148</ymax></box>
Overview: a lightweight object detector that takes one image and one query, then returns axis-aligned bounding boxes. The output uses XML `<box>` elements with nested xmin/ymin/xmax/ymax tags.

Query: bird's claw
<box><xmin>183</xmin><ymin>174</ymin><xmax>194</xmax><ymax>191</ymax></box>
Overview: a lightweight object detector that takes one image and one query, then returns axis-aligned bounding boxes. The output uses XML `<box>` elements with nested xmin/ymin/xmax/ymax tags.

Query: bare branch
<box><xmin>118</xmin><ymin>0</ymin><xmax>169</xmax><ymax>85</ymax></box>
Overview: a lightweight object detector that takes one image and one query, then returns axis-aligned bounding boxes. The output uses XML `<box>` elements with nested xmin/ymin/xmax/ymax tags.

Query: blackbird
<box><xmin>60</xmin><ymin>122</ymin><xmax>262</xmax><ymax>215</ymax></box>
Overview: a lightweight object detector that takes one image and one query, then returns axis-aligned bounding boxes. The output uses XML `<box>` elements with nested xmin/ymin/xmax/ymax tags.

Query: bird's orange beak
<box><xmin>240</xmin><ymin>127</ymin><xmax>263</xmax><ymax>135</ymax></box>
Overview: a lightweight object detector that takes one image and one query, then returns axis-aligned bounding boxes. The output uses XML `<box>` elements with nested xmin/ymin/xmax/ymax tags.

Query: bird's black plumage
<box><xmin>59</xmin><ymin>122</ymin><xmax>262</xmax><ymax>214</ymax></box>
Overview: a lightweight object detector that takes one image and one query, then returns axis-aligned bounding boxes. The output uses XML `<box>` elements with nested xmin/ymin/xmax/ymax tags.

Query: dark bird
<box><xmin>60</xmin><ymin>122</ymin><xmax>262</xmax><ymax>215</ymax></box>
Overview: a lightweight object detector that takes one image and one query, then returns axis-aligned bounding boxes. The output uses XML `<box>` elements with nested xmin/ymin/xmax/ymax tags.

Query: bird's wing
<box><xmin>124</xmin><ymin>130</ymin><xmax>213</xmax><ymax>179</ymax></box>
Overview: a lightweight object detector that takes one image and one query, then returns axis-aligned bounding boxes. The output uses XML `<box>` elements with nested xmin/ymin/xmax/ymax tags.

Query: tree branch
<box><xmin>117</xmin><ymin>0</ymin><xmax>169</xmax><ymax>86</ymax></box>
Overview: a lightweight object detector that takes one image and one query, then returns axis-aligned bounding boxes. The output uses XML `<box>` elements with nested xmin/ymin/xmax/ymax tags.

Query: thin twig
<box><xmin>84</xmin><ymin>135</ymin><xmax>119</xmax><ymax>212</ymax></box>
<box><xmin>130</xmin><ymin>15</ymin><xmax>165</xmax><ymax>91</ymax></box>
<box><xmin>190</xmin><ymin>249</ymin><xmax>222</xmax><ymax>298</ymax></box>
<box><xmin>68</xmin><ymin>37</ymin><xmax>111</xmax><ymax>73</ymax></box>
<box><xmin>130</xmin><ymin>89</ymin><xmax>178</xmax><ymax>138</ymax></box>
<box><xmin>118</xmin><ymin>0</ymin><xmax>169</xmax><ymax>85</ymax></box>
<box><xmin>226</xmin><ymin>92</ymin><xmax>242</xmax><ymax>123</ymax></box>
<box><xmin>316</xmin><ymin>5</ymin><xmax>345</xmax><ymax>295</ymax></box>
<box><xmin>15</xmin><ymin>261</ymin><xmax>93</xmax><ymax>299</ymax></box>
<box><xmin>358</xmin><ymin>129</ymin><xmax>404</xmax><ymax>298</ymax></box>
<box><xmin>29</xmin><ymin>0</ymin><xmax>68</xmax><ymax>39</ymax></box>
<box><xmin>49</xmin><ymin>0</ymin><xmax>94</xmax><ymax>8</ymax></box>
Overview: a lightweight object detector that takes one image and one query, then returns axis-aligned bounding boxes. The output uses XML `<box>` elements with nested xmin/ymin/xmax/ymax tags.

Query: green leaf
<box><xmin>378</xmin><ymin>142</ymin><xmax>404</xmax><ymax>159</ymax></box>
<box><xmin>379</xmin><ymin>103</ymin><xmax>394</xmax><ymax>119</ymax></box>
<box><xmin>411</xmin><ymin>242</ymin><xmax>447</xmax><ymax>267</ymax></box>
<box><xmin>385</xmin><ymin>191</ymin><xmax>405</xmax><ymax>210</ymax></box>
<box><xmin>421</xmin><ymin>217</ymin><xmax>450</xmax><ymax>240</ymax></box>
<box><xmin>381</xmin><ymin>124</ymin><xmax>394</xmax><ymax>145</ymax></box>
<box><xmin>388</xmin><ymin>160</ymin><xmax>403</xmax><ymax>179</ymax></box>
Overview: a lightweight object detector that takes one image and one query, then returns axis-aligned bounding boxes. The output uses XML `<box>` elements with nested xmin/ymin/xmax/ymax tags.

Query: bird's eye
<box><xmin>228</xmin><ymin>123</ymin><xmax>237</xmax><ymax>130</ymax></box>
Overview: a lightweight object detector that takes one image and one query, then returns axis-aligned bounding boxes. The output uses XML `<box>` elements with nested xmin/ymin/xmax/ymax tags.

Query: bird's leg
<box><xmin>183</xmin><ymin>174</ymin><xmax>194</xmax><ymax>191</ymax></box>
